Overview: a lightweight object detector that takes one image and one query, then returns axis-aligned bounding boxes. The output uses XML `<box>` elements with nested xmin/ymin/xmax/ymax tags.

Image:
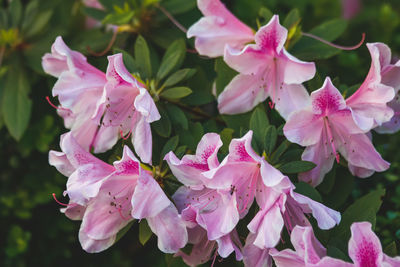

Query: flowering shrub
<box><xmin>1</xmin><ymin>0</ymin><xmax>400</xmax><ymax>266</ymax></box>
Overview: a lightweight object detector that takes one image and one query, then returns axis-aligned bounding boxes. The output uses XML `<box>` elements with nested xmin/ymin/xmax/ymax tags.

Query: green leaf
<box><xmin>250</xmin><ymin>106</ymin><xmax>269</xmax><ymax>152</ymax></box>
<box><xmin>82</xmin><ymin>7</ymin><xmax>107</xmax><ymax>21</ymax></box>
<box><xmin>115</xmin><ymin>221</ymin><xmax>134</xmax><ymax>243</ymax></box>
<box><xmin>279</xmin><ymin>161</ymin><xmax>316</xmax><ymax>174</ymax></box>
<box><xmin>139</xmin><ymin>220</ymin><xmax>153</xmax><ymax>245</ymax></box>
<box><xmin>161</xmin><ymin>0</ymin><xmax>196</xmax><ymax>15</ymax></box>
<box><xmin>152</xmin><ymin>105</ymin><xmax>171</xmax><ymax>138</ymax></box>
<box><xmin>162</xmin><ymin>68</ymin><xmax>196</xmax><ymax>88</ymax></box>
<box><xmin>270</xmin><ymin>140</ymin><xmax>291</xmax><ymax>164</ymax></box>
<box><xmin>10</xmin><ymin>0</ymin><xmax>22</xmax><ymax>27</ymax></box>
<box><xmin>332</xmin><ymin>188</ymin><xmax>385</xmax><ymax>241</ymax></box>
<box><xmin>326</xmin><ymin>246</ymin><xmax>349</xmax><ymax>262</ymax></box>
<box><xmin>258</xmin><ymin>7</ymin><xmax>273</xmax><ymax>23</ymax></box>
<box><xmin>161</xmin><ymin>135</ymin><xmax>179</xmax><ymax>159</ymax></box>
<box><xmin>102</xmin><ymin>10</ymin><xmax>134</xmax><ymax>25</ymax></box>
<box><xmin>174</xmin><ymin>145</ymin><xmax>187</xmax><ymax>158</ymax></box>
<box><xmin>166</xmin><ymin>105</ymin><xmax>188</xmax><ymax>130</ymax></box>
<box><xmin>135</xmin><ymin>35</ymin><xmax>152</xmax><ymax>79</ymax></box>
<box><xmin>283</xmin><ymin>8</ymin><xmax>300</xmax><ymax>28</ymax></box>
<box><xmin>24</xmin><ymin>10</ymin><xmax>53</xmax><ymax>39</ymax></box>
<box><xmin>183</xmin><ymin>67</ymin><xmax>214</xmax><ymax>105</ymax></box>
<box><xmin>220</xmin><ymin>128</ymin><xmax>235</xmax><ymax>155</ymax></box>
<box><xmin>294</xmin><ymin>182</ymin><xmax>322</xmax><ymax>202</ymax></box>
<box><xmin>2</xmin><ymin>67</ymin><xmax>32</xmax><ymax>140</ymax></box>
<box><xmin>157</xmin><ymin>39</ymin><xmax>186</xmax><ymax>80</ymax></box>
<box><xmin>113</xmin><ymin>48</ymin><xmax>137</xmax><ymax>73</ymax></box>
<box><xmin>214</xmin><ymin>58</ymin><xmax>238</xmax><ymax>96</ymax></box>
<box><xmin>291</xmin><ymin>19</ymin><xmax>348</xmax><ymax>60</ymax></box>
<box><xmin>160</xmin><ymin>87</ymin><xmax>192</xmax><ymax>99</ymax></box>
<box><xmin>264</xmin><ymin>125</ymin><xmax>277</xmax><ymax>155</ymax></box>
<box><xmin>384</xmin><ymin>241</ymin><xmax>397</xmax><ymax>257</ymax></box>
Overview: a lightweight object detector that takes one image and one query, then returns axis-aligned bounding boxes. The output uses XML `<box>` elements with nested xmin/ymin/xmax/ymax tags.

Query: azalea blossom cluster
<box><xmin>44</xmin><ymin>0</ymin><xmax>400</xmax><ymax>266</ymax></box>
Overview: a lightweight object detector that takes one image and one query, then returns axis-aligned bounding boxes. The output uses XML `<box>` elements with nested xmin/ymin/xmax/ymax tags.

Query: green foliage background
<box><xmin>1</xmin><ymin>0</ymin><xmax>400</xmax><ymax>266</ymax></box>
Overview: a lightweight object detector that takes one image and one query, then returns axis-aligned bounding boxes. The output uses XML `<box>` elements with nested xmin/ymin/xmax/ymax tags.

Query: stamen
<box><xmin>324</xmin><ymin>117</ymin><xmax>340</xmax><ymax>163</ymax></box>
<box><xmin>52</xmin><ymin>193</ymin><xmax>74</xmax><ymax>207</ymax></box>
<box><xmin>269</xmin><ymin>59</ymin><xmax>278</xmax><ymax>109</ymax></box>
<box><xmin>156</xmin><ymin>4</ymin><xmax>187</xmax><ymax>33</ymax></box>
<box><xmin>302</xmin><ymin>32</ymin><xmax>365</xmax><ymax>51</ymax></box>
<box><xmin>120</xmin><ymin>129</ymin><xmax>132</xmax><ymax>140</ymax></box>
<box><xmin>211</xmin><ymin>249</ymin><xmax>218</xmax><ymax>267</ymax></box>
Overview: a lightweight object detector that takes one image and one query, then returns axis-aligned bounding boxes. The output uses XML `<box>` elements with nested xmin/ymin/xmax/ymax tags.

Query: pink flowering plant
<box><xmin>2</xmin><ymin>0</ymin><xmax>400</xmax><ymax>266</ymax></box>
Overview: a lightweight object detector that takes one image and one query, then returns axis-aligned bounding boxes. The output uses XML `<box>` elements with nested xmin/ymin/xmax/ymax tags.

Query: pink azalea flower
<box><xmin>202</xmin><ymin>131</ymin><xmax>339</xmax><ymax>249</ymax></box>
<box><xmin>346</xmin><ymin>43</ymin><xmax>396</xmax><ymax>131</ymax></box>
<box><xmin>247</xmin><ymin>176</ymin><xmax>340</xmax><ymax>249</ymax></box>
<box><xmin>187</xmin><ymin>0</ymin><xmax>254</xmax><ymax>57</ymax></box>
<box><xmin>164</xmin><ymin>133</ymin><xmax>222</xmax><ymax>190</ymax></box>
<box><xmin>175</xmin><ymin>226</ymin><xmax>242</xmax><ymax>266</ymax></box>
<box><xmin>93</xmin><ymin>53</ymin><xmax>160</xmax><ymax>163</ymax></box>
<box><xmin>42</xmin><ymin>36</ymin><xmax>107</xmax><ymax>151</ymax></box>
<box><xmin>50</xmin><ymin>133</ymin><xmax>187</xmax><ymax>253</ymax></box>
<box><xmin>270</xmin><ymin>225</ymin><xmax>352</xmax><ymax>267</ymax></box>
<box><xmin>271</xmin><ymin>222</ymin><xmax>400</xmax><ymax>267</ymax></box>
<box><xmin>284</xmin><ymin>77</ymin><xmax>390</xmax><ymax>186</ymax></box>
<box><xmin>218</xmin><ymin>15</ymin><xmax>316</xmax><ymax>119</ymax></box>
<box><xmin>347</xmin><ymin>222</ymin><xmax>400</xmax><ymax>267</ymax></box>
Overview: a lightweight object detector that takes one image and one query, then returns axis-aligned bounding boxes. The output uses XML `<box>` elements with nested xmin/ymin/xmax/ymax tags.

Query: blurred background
<box><xmin>1</xmin><ymin>0</ymin><xmax>400</xmax><ymax>266</ymax></box>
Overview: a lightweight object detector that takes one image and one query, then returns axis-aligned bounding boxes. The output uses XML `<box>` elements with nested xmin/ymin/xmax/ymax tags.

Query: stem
<box><xmin>87</xmin><ymin>30</ymin><xmax>118</xmax><ymax>56</ymax></box>
<box><xmin>0</xmin><ymin>46</ymin><xmax>5</xmax><ymax>68</ymax></box>
<box><xmin>156</xmin><ymin>4</ymin><xmax>187</xmax><ymax>33</ymax></box>
<box><xmin>301</xmin><ymin>32</ymin><xmax>365</xmax><ymax>51</ymax></box>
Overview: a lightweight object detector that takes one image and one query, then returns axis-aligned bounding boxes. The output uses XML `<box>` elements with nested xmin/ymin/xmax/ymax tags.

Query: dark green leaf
<box><xmin>102</xmin><ymin>11</ymin><xmax>134</xmax><ymax>25</ymax></box>
<box><xmin>139</xmin><ymin>220</ymin><xmax>153</xmax><ymax>246</ymax></box>
<box><xmin>2</xmin><ymin>68</ymin><xmax>32</xmax><ymax>140</ymax></box>
<box><xmin>283</xmin><ymin>8</ymin><xmax>300</xmax><ymax>28</ymax></box>
<box><xmin>326</xmin><ymin>246</ymin><xmax>350</xmax><ymax>262</ymax></box>
<box><xmin>161</xmin><ymin>135</ymin><xmax>179</xmax><ymax>159</ymax></box>
<box><xmin>214</xmin><ymin>58</ymin><xmax>238</xmax><ymax>96</ymax></box>
<box><xmin>249</xmin><ymin>106</ymin><xmax>269</xmax><ymax>152</ymax></box>
<box><xmin>332</xmin><ymin>188</ymin><xmax>385</xmax><ymax>241</ymax></box>
<box><xmin>82</xmin><ymin>7</ymin><xmax>107</xmax><ymax>21</ymax></box>
<box><xmin>264</xmin><ymin>125</ymin><xmax>277</xmax><ymax>155</ymax></box>
<box><xmin>152</xmin><ymin>105</ymin><xmax>171</xmax><ymax>138</ymax></box>
<box><xmin>161</xmin><ymin>0</ymin><xmax>196</xmax><ymax>15</ymax></box>
<box><xmin>258</xmin><ymin>7</ymin><xmax>273</xmax><ymax>23</ymax></box>
<box><xmin>10</xmin><ymin>0</ymin><xmax>22</xmax><ymax>27</ymax></box>
<box><xmin>160</xmin><ymin>87</ymin><xmax>192</xmax><ymax>99</ymax></box>
<box><xmin>175</xmin><ymin>145</ymin><xmax>187</xmax><ymax>158</ymax></box>
<box><xmin>279</xmin><ymin>161</ymin><xmax>316</xmax><ymax>174</ymax></box>
<box><xmin>270</xmin><ymin>140</ymin><xmax>291</xmax><ymax>164</ymax></box>
<box><xmin>291</xmin><ymin>19</ymin><xmax>348</xmax><ymax>60</ymax></box>
<box><xmin>294</xmin><ymin>182</ymin><xmax>322</xmax><ymax>202</ymax></box>
<box><xmin>183</xmin><ymin>68</ymin><xmax>214</xmax><ymax>106</ymax></box>
<box><xmin>162</xmin><ymin>68</ymin><xmax>196</xmax><ymax>88</ymax></box>
<box><xmin>24</xmin><ymin>10</ymin><xmax>53</xmax><ymax>39</ymax></box>
<box><xmin>384</xmin><ymin>241</ymin><xmax>397</xmax><ymax>257</ymax></box>
<box><xmin>166</xmin><ymin>105</ymin><xmax>188</xmax><ymax>130</ymax></box>
<box><xmin>135</xmin><ymin>35</ymin><xmax>152</xmax><ymax>79</ymax></box>
<box><xmin>220</xmin><ymin>128</ymin><xmax>234</xmax><ymax>155</ymax></box>
<box><xmin>157</xmin><ymin>39</ymin><xmax>186</xmax><ymax>80</ymax></box>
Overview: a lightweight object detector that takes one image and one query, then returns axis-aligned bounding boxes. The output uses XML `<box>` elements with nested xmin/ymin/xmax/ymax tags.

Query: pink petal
<box><xmin>275</xmin><ymin>84</ymin><xmax>311</xmax><ymax>120</ymax></box>
<box><xmin>49</xmin><ymin>150</ymin><xmax>74</xmax><ymax>177</ymax></box>
<box><xmin>270</xmin><ymin>248</ymin><xmax>305</xmax><ymax>267</ymax></box>
<box><xmin>147</xmin><ymin>204</ymin><xmax>188</xmax><ymax>253</ymax></box>
<box><xmin>284</xmin><ymin>108</ymin><xmax>324</xmax><ymax>147</ymax></box>
<box><xmin>78</xmin><ymin>228</ymin><xmax>116</xmax><ymax>253</ymax></box>
<box><xmin>187</xmin><ymin>0</ymin><xmax>254</xmax><ymax>57</ymax></box>
<box><xmin>346</xmin><ymin>43</ymin><xmax>396</xmax><ymax>130</ymax></box>
<box><xmin>61</xmin><ymin>204</ymin><xmax>86</xmax><ymax>221</ymax></box>
<box><xmin>348</xmin><ymin>222</ymin><xmax>383</xmax><ymax>267</ymax></box>
<box><xmin>312</xmin><ymin>257</ymin><xmax>353</xmax><ymax>267</ymax></box>
<box><xmin>131</xmin><ymin>116</ymin><xmax>153</xmax><ymax>164</ymax></box>
<box><xmin>248</xmin><ymin>203</ymin><xmax>284</xmax><ymax>249</ymax></box>
<box><xmin>290</xmin><ymin>226</ymin><xmax>326</xmax><ymax>264</ymax></box>
<box><xmin>255</xmin><ymin>15</ymin><xmax>287</xmax><ymax>54</ymax></box>
<box><xmin>243</xmin><ymin>234</ymin><xmax>272</xmax><ymax>267</ymax></box>
<box><xmin>290</xmin><ymin>193</ymin><xmax>341</xmax><ymax>230</ymax></box>
<box><xmin>339</xmin><ymin>133</ymin><xmax>390</xmax><ymax>177</ymax></box>
<box><xmin>217</xmin><ymin>73</ymin><xmax>268</xmax><ymax>114</ymax></box>
<box><xmin>164</xmin><ymin>133</ymin><xmax>222</xmax><ymax>188</ymax></box>
<box><xmin>260</xmin><ymin>160</ymin><xmax>286</xmax><ymax>187</ymax></box>
<box><xmin>131</xmin><ymin>171</ymin><xmax>171</xmax><ymax>219</ymax></box>
<box><xmin>311</xmin><ymin>77</ymin><xmax>347</xmax><ymax>116</ymax></box>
